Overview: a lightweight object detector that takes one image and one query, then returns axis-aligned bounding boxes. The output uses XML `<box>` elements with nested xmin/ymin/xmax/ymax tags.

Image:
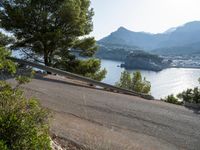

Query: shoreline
<box><xmin>98</xmin><ymin>58</ymin><xmax>200</xmax><ymax>70</ymax></box>
<box><xmin>119</xmin><ymin>65</ymin><xmax>200</xmax><ymax>72</ymax></box>
<box><xmin>169</xmin><ymin>66</ymin><xmax>200</xmax><ymax>69</ymax></box>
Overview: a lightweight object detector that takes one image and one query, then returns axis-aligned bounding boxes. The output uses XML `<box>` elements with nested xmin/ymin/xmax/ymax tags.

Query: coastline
<box><xmin>169</xmin><ymin>66</ymin><xmax>200</xmax><ymax>69</ymax></box>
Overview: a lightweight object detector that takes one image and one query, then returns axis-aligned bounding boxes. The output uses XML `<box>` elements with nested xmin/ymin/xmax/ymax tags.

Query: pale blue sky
<box><xmin>90</xmin><ymin>0</ymin><xmax>200</xmax><ymax>40</ymax></box>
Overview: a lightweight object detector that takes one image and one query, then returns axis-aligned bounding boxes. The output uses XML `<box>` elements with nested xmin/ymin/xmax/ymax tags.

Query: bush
<box><xmin>177</xmin><ymin>87</ymin><xmax>200</xmax><ymax>104</ymax></box>
<box><xmin>163</xmin><ymin>78</ymin><xmax>200</xmax><ymax>105</ymax></box>
<box><xmin>162</xmin><ymin>94</ymin><xmax>183</xmax><ymax>105</ymax></box>
<box><xmin>0</xmin><ymin>47</ymin><xmax>16</xmax><ymax>75</ymax></box>
<box><xmin>0</xmin><ymin>81</ymin><xmax>51</xmax><ymax>150</ymax></box>
<box><xmin>116</xmin><ymin>71</ymin><xmax>151</xmax><ymax>94</ymax></box>
<box><xmin>0</xmin><ymin>47</ymin><xmax>51</xmax><ymax>149</ymax></box>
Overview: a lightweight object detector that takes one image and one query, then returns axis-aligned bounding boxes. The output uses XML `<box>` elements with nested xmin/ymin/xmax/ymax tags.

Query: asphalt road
<box><xmin>8</xmin><ymin>75</ymin><xmax>200</xmax><ymax>150</ymax></box>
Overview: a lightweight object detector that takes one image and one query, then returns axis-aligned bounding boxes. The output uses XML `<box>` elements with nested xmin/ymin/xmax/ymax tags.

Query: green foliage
<box><xmin>0</xmin><ymin>46</ymin><xmax>34</xmax><ymax>84</ymax></box>
<box><xmin>0</xmin><ymin>46</ymin><xmax>51</xmax><ymax>149</ymax></box>
<box><xmin>0</xmin><ymin>81</ymin><xmax>51</xmax><ymax>150</ymax></box>
<box><xmin>0</xmin><ymin>0</ymin><xmax>103</xmax><ymax>79</ymax></box>
<box><xmin>0</xmin><ymin>33</ymin><xmax>14</xmax><ymax>47</ymax></box>
<box><xmin>74</xmin><ymin>37</ymin><xmax>98</xmax><ymax>57</ymax></box>
<box><xmin>0</xmin><ymin>140</ymin><xmax>8</xmax><ymax>150</ymax></box>
<box><xmin>163</xmin><ymin>78</ymin><xmax>200</xmax><ymax>105</ymax></box>
<box><xmin>116</xmin><ymin>71</ymin><xmax>151</xmax><ymax>94</ymax></box>
<box><xmin>15</xmin><ymin>70</ymin><xmax>35</xmax><ymax>86</ymax></box>
<box><xmin>0</xmin><ymin>47</ymin><xmax>16</xmax><ymax>74</ymax></box>
<box><xmin>177</xmin><ymin>87</ymin><xmax>200</xmax><ymax>104</ymax></box>
<box><xmin>55</xmin><ymin>58</ymin><xmax>106</xmax><ymax>81</ymax></box>
<box><xmin>15</xmin><ymin>75</ymin><xmax>32</xmax><ymax>85</ymax></box>
<box><xmin>162</xmin><ymin>94</ymin><xmax>183</xmax><ymax>105</ymax></box>
<box><xmin>116</xmin><ymin>71</ymin><xmax>132</xmax><ymax>89</ymax></box>
<box><xmin>131</xmin><ymin>71</ymin><xmax>151</xmax><ymax>94</ymax></box>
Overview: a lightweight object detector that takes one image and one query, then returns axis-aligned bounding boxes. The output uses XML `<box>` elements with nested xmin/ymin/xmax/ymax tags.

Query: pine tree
<box><xmin>0</xmin><ymin>0</ymin><xmax>106</xmax><ymax>80</ymax></box>
<box><xmin>116</xmin><ymin>71</ymin><xmax>151</xmax><ymax>94</ymax></box>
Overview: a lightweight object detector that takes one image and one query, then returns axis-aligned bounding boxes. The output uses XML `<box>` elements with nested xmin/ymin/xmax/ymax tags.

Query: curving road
<box><xmin>8</xmin><ymin>75</ymin><xmax>200</xmax><ymax>150</ymax></box>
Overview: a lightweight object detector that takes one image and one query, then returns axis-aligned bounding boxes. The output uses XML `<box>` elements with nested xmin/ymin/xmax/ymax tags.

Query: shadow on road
<box><xmin>184</xmin><ymin>106</ymin><xmax>200</xmax><ymax>114</ymax></box>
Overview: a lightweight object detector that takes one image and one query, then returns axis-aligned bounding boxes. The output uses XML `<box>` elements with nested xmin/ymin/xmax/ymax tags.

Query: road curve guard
<box><xmin>8</xmin><ymin>57</ymin><xmax>154</xmax><ymax>100</ymax></box>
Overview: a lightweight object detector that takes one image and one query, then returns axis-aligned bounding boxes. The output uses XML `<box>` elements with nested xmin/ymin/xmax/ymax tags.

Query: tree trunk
<box><xmin>44</xmin><ymin>52</ymin><xmax>52</xmax><ymax>74</ymax></box>
<box><xmin>44</xmin><ymin>55</ymin><xmax>49</xmax><ymax>66</ymax></box>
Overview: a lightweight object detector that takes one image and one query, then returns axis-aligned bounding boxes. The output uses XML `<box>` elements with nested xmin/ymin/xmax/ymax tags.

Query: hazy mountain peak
<box><xmin>184</xmin><ymin>21</ymin><xmax>200</xmax><ymax>26</ymax></box>
<box><xmin>118</xmin><ymin>26</ymin><xmax>127</xmax><ymax>30</ymax></box>
<box><xmin>116</xmin><ymin>26</ymin><xmax>132</xmax><ymax>33</ymax></box>
<box><xmin>116</xmin><ymin>27</ymin><xmax>151</xmax><ymax>34</ymax></box>
<box><xmin>175</xmin><ymin>21</ymin><xmax>200</xmax><ymax>32</ymax></box>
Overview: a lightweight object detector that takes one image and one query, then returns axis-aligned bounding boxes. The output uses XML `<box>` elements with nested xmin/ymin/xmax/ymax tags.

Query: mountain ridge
<box><xmin>98</xmin><ymin>21</ymin><xmax>200</xmax><ymax>54</ymax></box>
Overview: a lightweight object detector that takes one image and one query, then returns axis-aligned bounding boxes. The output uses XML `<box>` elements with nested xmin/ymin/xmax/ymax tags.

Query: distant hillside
<box><xmin>99</xmin><ymin>27</ymin><xmax>166</xmax><ymax>50</ymax></box>
<box><xmin>98</xmin><ymin>21</ymin><xmax>200</xmax><ymax>55</ymax></box>
<box><xmin>96</xmin><ymin>42</ymin><xmax>141</xmax><ymax>61</ymax></box>
<box><xmin>152</xmin><ymin>42</ymin><xmax>200</xmax><ymax>55</ymax></box>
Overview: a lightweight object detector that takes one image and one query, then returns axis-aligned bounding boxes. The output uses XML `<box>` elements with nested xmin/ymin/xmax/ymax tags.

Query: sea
<box><xmin>100</xmin><ymin>59</ymin><xmax>200</xmax><ymax>99</ymax></box>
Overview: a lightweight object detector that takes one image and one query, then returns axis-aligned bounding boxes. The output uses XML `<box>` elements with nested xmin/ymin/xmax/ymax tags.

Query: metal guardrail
<box><xmin>8</xmin><ymin>57</ymin><xmax>154</xmax><ymax>100</ymax></box>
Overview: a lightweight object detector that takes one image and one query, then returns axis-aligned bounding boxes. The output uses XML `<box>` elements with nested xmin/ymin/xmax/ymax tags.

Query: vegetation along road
<box><xmin>8</xmin><ymin>75</ymin><xmax>200</xmax><ymax>150</ymax></box>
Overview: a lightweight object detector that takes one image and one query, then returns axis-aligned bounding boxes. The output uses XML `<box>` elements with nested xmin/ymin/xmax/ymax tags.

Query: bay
<box><xmin>100</xmin><ymin>59</ymin><xmax>200</xmax><ymax>99</ymax></box>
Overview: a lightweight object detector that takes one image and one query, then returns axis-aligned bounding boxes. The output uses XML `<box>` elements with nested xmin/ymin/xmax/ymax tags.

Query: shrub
<box><xmin>0</xmin><ymin>47</ymin><xmax>51</xmax><ymax>149</ymax></box>
<box><xmin>162</xmin><ymin>94</ymin><xmax>183</xmax><ymax>105</ymax></box>
<box><xmin>163</xmin><ymin>78</ymin><xmax>200</xmax><ymax>105</ymax></box>
<box><xmin>0</xmin><ymin>81</ymin><xmax>51</xmax><ymax>150</ymax></box>
<box><xmin>116</xmin><ymin>71</ymin><xmax>151</xmax><ymax>94</ymax></box>
<box><xmin>177</xmin><ymin>87</ymin><xmax>200</xmax><ymax>104</ymax></box>
<box><xmin>0</xmin><ymin>47</ymin><xmax>16</xmax><ymax>75</ymax></box>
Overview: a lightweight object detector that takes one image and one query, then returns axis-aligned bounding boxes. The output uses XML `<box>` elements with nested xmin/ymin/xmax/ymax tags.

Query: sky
<box><xmin>90</xmin><ymin>0</ymin><xmax>200</xmax><ymax>40</ymax></box>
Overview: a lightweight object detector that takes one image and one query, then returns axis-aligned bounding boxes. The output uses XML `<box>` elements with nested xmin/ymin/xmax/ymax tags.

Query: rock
<box><xmin>51</xmin><ymin>138</ymin><xmax>65</xmax><ymax>150</ymax></box>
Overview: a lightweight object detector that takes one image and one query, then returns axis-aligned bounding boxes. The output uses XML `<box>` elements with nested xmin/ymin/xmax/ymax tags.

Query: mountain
<box><xmin>98</xmin><ymin>21</ymin><xmax>200</xmax><ymax>55</ymax></box>
<box><xmin>99</xmin><ymin>27</ymin><xmax>166</xmax><ymax>50</ymax></box>
<box><xmin>152</xmin><ymin>41</ymin><xmax>200</xmax><ymax>55</ymax></box>
<box><xmin>95</xmin><ymin>42</ymin><xmax>171</xmax><ymax>71</ymax></box>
